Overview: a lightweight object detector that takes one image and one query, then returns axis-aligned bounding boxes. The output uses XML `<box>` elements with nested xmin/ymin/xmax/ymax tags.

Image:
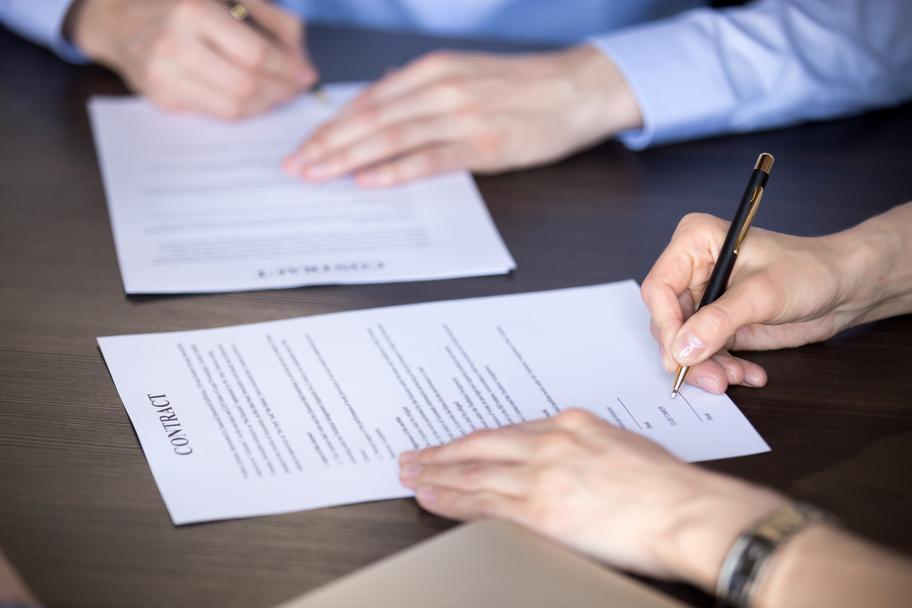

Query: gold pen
<box><xmin>217</xmin><ymin>0</ymin><xmax>329</xmax><ymax>105</ymax></box>
<box><xmin>671</xmin><ymin>152</ymin><xmax>775</xmax><ymax>398</ymax></box>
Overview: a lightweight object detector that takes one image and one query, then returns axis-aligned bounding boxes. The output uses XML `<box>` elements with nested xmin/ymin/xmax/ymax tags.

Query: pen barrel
<box><xmin>698</xmin><ymin>168</ymin><xmax>769</xmax><ymax>308</ymax></box>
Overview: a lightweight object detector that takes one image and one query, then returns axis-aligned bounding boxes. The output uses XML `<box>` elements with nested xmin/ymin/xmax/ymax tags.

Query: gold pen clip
<box><xmin>734</xmin><ymin>153</ymin><xmax>775</xmax><ymax>255</ymax></box>
<box><xmin>733</xmin><ymin>187</ymin><xmax>763</xmax><ymax>255</ymax></box>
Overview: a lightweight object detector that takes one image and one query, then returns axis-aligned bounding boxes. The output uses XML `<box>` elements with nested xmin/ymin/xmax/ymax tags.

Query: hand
<box><xmin>67</xmin><ymin>0</ymin><xmax>317</xmax><ymax>119</ymax></box>
<box><xmin>284</xmin><ymin>45</ymin><xmax>641</xmax><ymax>187</ymax></box>
<box><xmin>0</xmin><ymin>549</ymin><xmax>39</xmax><ymax>606</ymax></box>
<box><xmin>399</xmin><ymin>410</ymin><xmax>785</xmax><ymax>590</ymax></box>
<box><xmin>640</xmin><ymin>211</ymin><xmax>901</xmax><ymax>394</ymax></box>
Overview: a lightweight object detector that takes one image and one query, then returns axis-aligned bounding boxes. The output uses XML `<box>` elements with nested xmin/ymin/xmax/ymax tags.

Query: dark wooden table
<box><xmin>1</xmin><ymin>23</ymin><xmax>910</xmax><ymax>608</ymax></box>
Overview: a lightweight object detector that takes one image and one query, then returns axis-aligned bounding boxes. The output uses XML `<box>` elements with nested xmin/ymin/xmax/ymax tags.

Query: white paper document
<box><xmin>98</xmin><ymin>281</ymin><xmax>769</xmax><ymax>525</ymax></box>
<box><xmin>88</xmin><ymin>84</ymin><xmax>514</xmax><ymax>294</ymax></box>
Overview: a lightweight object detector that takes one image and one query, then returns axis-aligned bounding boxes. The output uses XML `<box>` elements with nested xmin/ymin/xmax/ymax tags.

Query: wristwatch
<box><xmin>716</xmin><ymin>502</ymin><xmax>825</xmax><ymax>607</ymax></box>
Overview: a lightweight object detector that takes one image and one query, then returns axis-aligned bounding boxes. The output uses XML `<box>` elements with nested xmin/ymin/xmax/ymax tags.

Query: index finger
<box><xmin>641</xmin><ymin>245</ymin><xmax>694</xmax><ymax>360</ymax></box>
<box><xmin>344</xmin><ymin>51</ymin><xmax>472</xmax><ymax>112</ymax></box>
<box><xmin>641</xmin><ymin>214</ymin><xmax>728</xmax><ymax>359</ymax></box>
<box><xmin>413</xmin><ymin>428</ymin><xmax>534</xmax><ymax>465</ymax></box>
<box><xmin>407</xmin><ymin>423</ymin><xmax>553</xmax><ymax>466</ymax></box>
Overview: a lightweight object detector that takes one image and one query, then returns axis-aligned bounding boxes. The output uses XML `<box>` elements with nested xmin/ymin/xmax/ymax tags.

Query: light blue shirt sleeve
<box><xmin>0</xmin><ymin>0</ymin><xmax>87</xmax><ymax>62</ymax></box>
<box><xmin>591</xmin><ymin>0</ymin><xmax>912</xmax><ymax>149</ymax></box>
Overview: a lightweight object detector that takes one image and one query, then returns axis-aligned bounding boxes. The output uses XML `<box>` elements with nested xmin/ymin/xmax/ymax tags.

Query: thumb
<box><xmin>671</xmin><ymin>281</ymin><xmax>774</xmax><ymax>367</ymax></box>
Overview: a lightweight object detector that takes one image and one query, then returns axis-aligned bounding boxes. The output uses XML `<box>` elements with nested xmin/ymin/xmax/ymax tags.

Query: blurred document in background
<box><xmin>98</xmin><ymin>281</ymin><xmax>768</xmax><ymax>524</ymax></box>
<box><xmin>88</xmin><ymin>84</ymin><xmax>514</xmax><ymax>294</ymax></box>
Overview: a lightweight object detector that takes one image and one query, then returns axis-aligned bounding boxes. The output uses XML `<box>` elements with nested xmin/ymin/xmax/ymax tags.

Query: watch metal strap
<box><xmin>716</xmin><ymin>502</ymin><xmax>823</xmax><ymax>607</ymax></box>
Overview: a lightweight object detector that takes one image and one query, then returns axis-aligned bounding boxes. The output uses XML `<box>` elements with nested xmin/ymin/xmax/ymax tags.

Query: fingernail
<box><xmin>744</xmin><ymin>369</ymin><xmax>765</xmax><ymax>387</ymax></box>
<box><xmin>399</xmin><ymin>463</ymin><xmax>422</xmax><ymax>479</ymax></box>
<box><xmin>416</xmin><ymin>486</ymin><xmax>437</xmax><ymax>505</ymax></box>
<box><xmin>696</xmin><ymin>376</ymin><xmax>722</xmax><ymax>394</ymax></box>
<box><xmin>399</xmin><ymin>450</ymin><xmax>417</xmax><ymax>464</ymax></box>
<box><xmin>673</xmin><ymin>332</ymin><xmax>705</xmax><ymax>365</ymax></box>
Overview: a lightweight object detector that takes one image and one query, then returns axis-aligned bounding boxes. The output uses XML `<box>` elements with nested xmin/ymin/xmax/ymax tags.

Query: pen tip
<box><xmin>671</xmin><ymin>390</ymin><xmax>677</xmax><ymax>399</ymax></box>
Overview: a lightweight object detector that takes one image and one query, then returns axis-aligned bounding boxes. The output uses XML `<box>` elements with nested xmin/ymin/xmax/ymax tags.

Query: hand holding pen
<box><xmin>668</xmin><ymin>153</ymin><xmax>774</xmax><ymax>397</ymax></box>
<box><xmin>641</xmin><ymin>153</ymin><xmax>780</xmax><ymax>396</ymax></box>
<box><xmin>69</xmin><ymin>0</ymin><xmax>318</xmax><ymax>119</ymax></box>
<box><xmin>640</xmin><ymin>153</ymin><xmax>912</xmax><ymax>396</ymax></box>
<box><xmin>218</xmin><ymin>0</ymin><xmax>329</xmax><ymax>104</ymax></box>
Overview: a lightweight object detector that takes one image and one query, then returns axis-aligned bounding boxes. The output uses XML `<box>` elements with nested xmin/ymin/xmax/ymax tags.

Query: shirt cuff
<box><xmin>1</xmin><ymin>0</ymin><xmax>88</xmax><ymax>63</ymax></box>
<box><xmin>590</xmin><ymin>9</ymin><xmax>737</xmax><ymax>150</ymax></box>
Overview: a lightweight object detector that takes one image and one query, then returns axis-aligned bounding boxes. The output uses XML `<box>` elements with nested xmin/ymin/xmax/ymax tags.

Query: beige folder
<box><xmin>275</xmin><ymin>519</ymin><xmax>688</xmax><ymax>608</ymax></box>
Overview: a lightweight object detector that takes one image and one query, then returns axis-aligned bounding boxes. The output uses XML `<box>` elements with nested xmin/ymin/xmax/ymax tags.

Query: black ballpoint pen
<box><xmin>217</xmin><ymin>0</ymin><xmax>329</xmax><ymax>105</ymax></box>
<box><xmin>671</xmin><ymin>152</ymin><xmax>775</xmax><ymax>398</ymax></box>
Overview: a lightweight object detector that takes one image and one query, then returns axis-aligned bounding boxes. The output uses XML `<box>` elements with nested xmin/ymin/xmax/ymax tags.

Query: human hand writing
<box><xmin>68</xmin><ymin>0</ymin><xmax>317</xmax><ymax>119</ymax></box>
<box><xmin>640</xmin><ymin>206</ymin><xmax>912</xmax><ymax>394</ymax></box>
<box><xmin>399</xmin><ymin>410</ymin><xmax>785</xmax><ymax>590</ymax></box>
<box><xmin>284</xmin><ymin>45</ymin><xmax>641</xmax><ymax>187</ymax></box>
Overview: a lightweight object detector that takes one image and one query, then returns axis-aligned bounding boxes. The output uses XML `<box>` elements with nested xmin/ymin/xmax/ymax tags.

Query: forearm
<box><xmin>559</xmin><ymin>45</ymin><xmax>643</xmax><ymax>144</ymax></box>
<box><xmin>592</xmin><ymin>0</ymin><xmax>912</xmax><ymax>150</ymax></box>
<box><xmin>756</xmin><ymin>523</ymin><xmax>912</xmax><ymax>608</ymax></box>
<box><xmin>664</xmin><ymin>487</ymin><xmax>912</xmax><ymax>607</ymax></box>
<box><xmin>831</xmin><ymin>202</ymin><xmax>912</xmax><ymax>325</ymax></box>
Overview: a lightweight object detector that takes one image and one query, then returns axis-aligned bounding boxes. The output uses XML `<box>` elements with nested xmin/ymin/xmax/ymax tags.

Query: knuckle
<box><xmin>677</xmin><ymin>212</ymin><xmax>730</xmax><ymax>240</ymax></box>
<box><xmin>727</xmin><ymin>361</ymin><xmax>745</xmax><ymax>384</ymax></box>
<box><xmin>556</xmin><ymin>408</ymin><xmax>596</xmax><ymax>429</ymax></box>
<box><xmin>454</xmin><ymin>430</ymin><xmax>490</xmax><ymax>456</ymax></box>
<box><xmin>676</xmin><ymin>212</ymin><xmax>709</xmax><ymax>231</ymax></box>
<box><xmin>639</xmin><ymin>278</ymin><xmax>654</xmax><ymax>302</ymax></box>
<box><xmin>418</xmin><ymin>51</ymin><xmax>454</xmax><ymax>71</ymax></box>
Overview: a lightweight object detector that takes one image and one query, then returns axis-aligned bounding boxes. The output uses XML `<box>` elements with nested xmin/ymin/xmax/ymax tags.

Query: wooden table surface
<box><xmin>1</xmin><ymin>23</ymin><xmax>910</xmax><ymax>608</ymax></box>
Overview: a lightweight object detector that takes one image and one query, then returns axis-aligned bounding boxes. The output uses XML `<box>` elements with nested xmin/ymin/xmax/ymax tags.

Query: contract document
<box><xmin>98</xmin><ymin>281</ymin><xmax>769</xmax><ymax>525</ymax></box>
<box><xmin>88</xmin><ymin>84</ymin><xmax>514</xmax><ymax>294</ymax></box>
